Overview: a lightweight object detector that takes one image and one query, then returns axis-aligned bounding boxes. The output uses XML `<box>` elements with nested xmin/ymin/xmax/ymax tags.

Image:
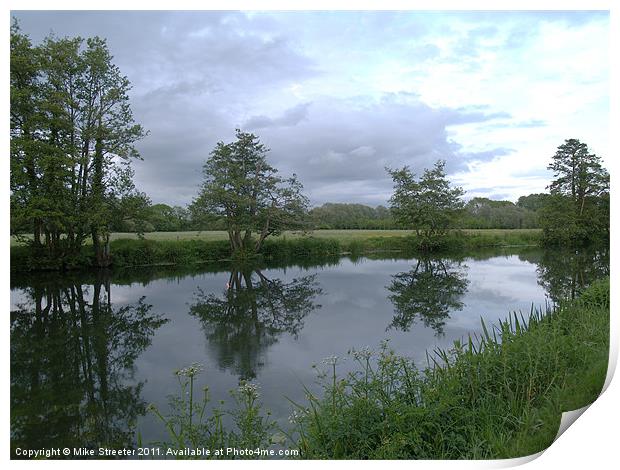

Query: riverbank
<box><xmin>153</xmin><ymin>277</ymin><xmax>609</xmax><ymax>459</ymax></box>
<box><xmin>289</xmin><ymin>277</ymin><xmax>610</xmax><ymax>459</ymax></box>
<box><xmin>10</xmin><ymin>229</ymin><xmax>542</xmax><ymax>272</ymax></box>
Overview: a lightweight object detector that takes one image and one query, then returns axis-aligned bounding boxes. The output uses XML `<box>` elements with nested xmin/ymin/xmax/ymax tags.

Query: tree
<box><xmin>191</xmin><ymin>130</ymin><xmax>309</xmax><ymax>257</ymax></box>
<box><xmin>462</xmin><ymin>197</ymin><xmax>538</xmax><ymax>229</ymax></box>
<box><xmin>108</xmin><ymin>191</ymin><xmax>153</xmax><ymax>233</ymax></box>
<box><xmin>516</xmin><ymin>193</ymin><xmax>551</xmax><ymax>213</ymax></box>
<box><xmin>387</xmin><ymin>160</ymin><xmax>464</xmax><ymax>247</ymax></box>
<box><xmin>10</xmin><ymin>20</ymin><xmax>47</xmax><ymax>245</ymax></box>
<box><xmin>542</xmin><ymin>139</ymin><xmax>609</xmax><ymax>245</ymax></box>
<box><xmin>10</xmin><ymin>21</ymin><xmax>146</xmax><ymax>266</ymax></box>
<box><xmin>308</xmin><ymin>203</ymin><xmax>395</xmax><ymax>229</ymax></box>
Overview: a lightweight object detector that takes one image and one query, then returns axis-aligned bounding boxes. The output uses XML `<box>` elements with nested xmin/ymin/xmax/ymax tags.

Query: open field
<box><xmin>11</xmin><ymin>229</ymin><xmax>544</xmax><ymax>271</ymax></box>
<box><xmin>11</xmin><ymin>228</ymin><xmax>542</xmax><ymax>246</ymax></box>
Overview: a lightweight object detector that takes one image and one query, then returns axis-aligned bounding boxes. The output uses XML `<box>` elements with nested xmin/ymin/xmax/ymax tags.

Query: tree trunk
<box><xmin>33</xmin><ymin>219</ymin><xmax>42</xmax><ymax>246</ymax></box>
<box><xmin>91</xmin><ymin>125</ymin><xmax>110</xmax><ymax>267</ymax></box>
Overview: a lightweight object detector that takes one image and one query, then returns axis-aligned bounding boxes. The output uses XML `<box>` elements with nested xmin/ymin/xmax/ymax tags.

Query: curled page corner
<box><xmin>495</xmin><ymin>449</ymin><xmax>545</xmax><ymax>468</ymax></box>
<box><xmin>554</xmin><ymin>404</ymin><xmax>591</xmax><ymax>443</ymax></box>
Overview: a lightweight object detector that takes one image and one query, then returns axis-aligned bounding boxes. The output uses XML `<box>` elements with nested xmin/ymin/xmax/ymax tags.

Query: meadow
<box><xmin>11</xmin><ymin>229</ymin><xmax>543</xmax><ymax>272</ymax></box>
<box><xmin>11</xmin><ymin>228</ymin><xmax>542</xmax><ymax>245</ymax></box>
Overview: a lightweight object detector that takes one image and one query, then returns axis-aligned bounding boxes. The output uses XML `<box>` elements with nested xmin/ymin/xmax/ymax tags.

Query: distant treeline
<box><xmin>92</xmin><ymin>195</ymin><xmax>546</xmax><ymax>233</ymax></box>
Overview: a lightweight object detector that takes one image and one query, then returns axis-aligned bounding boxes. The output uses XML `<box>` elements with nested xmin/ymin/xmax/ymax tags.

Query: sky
<box><xmin>12</xmin><ymin>10</ymin><xmax>610</xmax><ymax>207</ymax></box>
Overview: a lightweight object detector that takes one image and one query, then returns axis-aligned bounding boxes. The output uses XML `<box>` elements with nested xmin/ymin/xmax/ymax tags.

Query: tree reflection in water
<box><xmin>189</xmin><ymin>268</ymin><xmax>323</xmax><ymax>380</ymax></box>
<box><xmin>387</xmin><ymin>257</ymin><xmax>469</xmax><ymax>335</ymax></box>
<box><xmin>10</xmin><ymin>275</ymin><xmax>168</xmax><ymax>457</ymax></box>
<box><xmin>535</xmin><ymin>247</ymin><xmax>609</xmax><ymax>304</ymax></box>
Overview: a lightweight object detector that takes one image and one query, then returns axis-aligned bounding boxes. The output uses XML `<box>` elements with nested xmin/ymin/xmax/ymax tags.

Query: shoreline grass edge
<box><xmin>10</xmin><ymin>229</ymin><xmax>543</xmax><ymax>272</ymax></box>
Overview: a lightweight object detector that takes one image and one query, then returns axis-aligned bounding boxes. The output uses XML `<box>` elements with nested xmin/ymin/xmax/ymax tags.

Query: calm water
<box><xmin>10</xmin><ymin>247</ymin><xmax>608</xmax><ymax>456</ymax></box>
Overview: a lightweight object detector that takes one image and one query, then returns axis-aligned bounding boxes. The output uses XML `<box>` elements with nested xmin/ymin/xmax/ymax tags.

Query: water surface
<box><xmin>10</xmin><ymin>247</ymin><xmax>608</xmax><ymax>455</ymax></box>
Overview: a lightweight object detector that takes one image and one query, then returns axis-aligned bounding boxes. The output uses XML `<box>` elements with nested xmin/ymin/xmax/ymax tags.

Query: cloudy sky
<box><xmin>13</xmin><ymin>10</ymin><xmax>609</xmax><ymax>207</ymax></box>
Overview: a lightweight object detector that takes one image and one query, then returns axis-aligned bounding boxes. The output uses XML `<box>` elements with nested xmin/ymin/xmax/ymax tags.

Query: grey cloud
<box><xmin>244</xmin><ymin>103</ymin><xmax>311</xmax><ymax>129</ymax></box>
<box><xmin>12</xmin><ymin>11</ymin><xmax>551</xmax><ymax>208</ymax></box>
<box><xmin>443</xmin><ymin>108</ymin><xmax>511</xmax><ymax>125</ymax></box>
<box><xmin>246</xmin><ymin>97</ymin><xmax>512</xmax><ymax>206</ymax></box>
<box><xmin>14</xmin><ymin>11</ymin><xmax>321</xmax><ymax>206</ymax></box>
<box><xmin>15</xmin><ymin>11</ymin><xmax>318</xmax><ymax>96</ymax></box>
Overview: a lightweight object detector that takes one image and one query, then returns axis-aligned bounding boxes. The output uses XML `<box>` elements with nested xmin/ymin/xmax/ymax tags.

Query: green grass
<box><xmin>10</xmin><ymin>229</ymin><xmax>542</xmax><ymax>246</ymax></box>
<box><xmin>10</xmin><ymin>229</ymin><xmax>543</xmax><ymax>271</ymax></box>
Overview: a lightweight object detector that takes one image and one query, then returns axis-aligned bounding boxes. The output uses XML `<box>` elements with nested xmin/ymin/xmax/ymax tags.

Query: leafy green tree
<box><xmin>387</xmin><ymin>160</ymin><xmax>464</xmax><ymax>247</ymax></box>
<box><xmin>145</xmin><ymin>203</ymin><xmax>193</xmax><ymax>232</ymax></box>
<box><xmin>109</xmin><ymin>191</ymin><xmax>153</xmax><ymax>233</ymax></box>
<box><xmin>191</xmin><ymin>130</ymin><xmax>309</xmax><ymax>257</ymax></box>
<box><xmin>76</xmin><ymin>37</ymin><xmax>146</xmax><ymax>264</ymax></box>
<box><xmin>308</xmin><ymin>203</ymin><xmax>395</xmax><ymax>229</ymax></box>
<box><xmin>462</xmin><ymin>197</ymin><xmax>538</xmax><ymax>229</ymax></box>
<box><xmin>541</xmin><ymin>139</ymin><xmax>609</xmax><ymax>245</ymax></box>
<box><xmin>10</xmin><ymin>21</ymin><xmax>146</xmax><ymax>266</ymax></box>
<box><xmin>10</xmin><ymin>20</ymin><xmax>47</xmax><ymax>245</ymax></box>
<box><xmin>516</xmin><ymin>193</ymin><xmax>551</xmax><ymax>213</ymax></box>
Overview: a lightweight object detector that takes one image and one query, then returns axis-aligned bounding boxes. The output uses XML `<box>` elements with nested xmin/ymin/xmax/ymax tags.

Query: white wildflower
<box><xmin>175</xmin><ymin>362</ymin><xmax>204</xmax><ymax>378</ymax></box>
<box><xmin>238</xmin><ymin>381</ymin><xmax>260</xmax><ymax>399</ymax></box>
<box><xmin>321</xmin><ymin>355</ymin><xmax>340</xmax><ymax>366</ymax></box>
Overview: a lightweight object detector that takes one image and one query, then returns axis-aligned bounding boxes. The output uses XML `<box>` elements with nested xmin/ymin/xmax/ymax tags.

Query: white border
<box><xmin>3</xmin><ymin>2</ymin><xmax>617</xmax><ymax>469</ymax></box>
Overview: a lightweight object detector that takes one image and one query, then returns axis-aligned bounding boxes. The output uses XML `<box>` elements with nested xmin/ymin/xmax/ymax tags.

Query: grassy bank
<box><xmin>11</xmin><ymin>229</ymin><xmax>542</xmax><ymax>246</ymax></box>
<box><xmin>289</xmin><ymin>277</ymin><xmax>609</xmax><ymax>459</ymax></box>
<box><xmin>152</xmin><ymin>277</ymin><xmax>609</xmax><ymax>459</ymax></box>
<box><xmin>11</xmin><ymin>229</ymin><xmax>542</xmax><ymax>272</ymax></box>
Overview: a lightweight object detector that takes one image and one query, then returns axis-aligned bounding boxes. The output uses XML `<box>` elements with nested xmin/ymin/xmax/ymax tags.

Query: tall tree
<box><xmin>191</xmin><ymin>130</ymin><xmax>309</xmax><ymax>257</ymax></box>
<box><xmin>542</xmin><ymin>139</ymin><xmax>609</xmax><ymax>245</ymax></box>
<box><xmin>77</xmin><ymin>37</ymin><xmax>146</xmax><ymax>265</ymax></box>
<box><xmin>10</xmin><ymin>22</ymin><xmax>146</xmax><ymax>266</ymax></box>
<box><xmin>547</xmin><ymin>139</ymin><xmax>609</xmax><ymax>215</ymax></box>
<box><xmin>387</xmin><ymin>160</ymin><xmax>464</xmax><ymax>248</ymax></box>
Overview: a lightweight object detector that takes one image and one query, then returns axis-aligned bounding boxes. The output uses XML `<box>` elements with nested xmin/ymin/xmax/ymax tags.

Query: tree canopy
<box><xmin>462</xmin><ymin>197</ymin><xmax>538</xmax><ymax>229</ymax></box>
<box><xmin>309</xmin><ymin>203</ymin><xmax>393</xmax><ymax>229</ymax></box>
